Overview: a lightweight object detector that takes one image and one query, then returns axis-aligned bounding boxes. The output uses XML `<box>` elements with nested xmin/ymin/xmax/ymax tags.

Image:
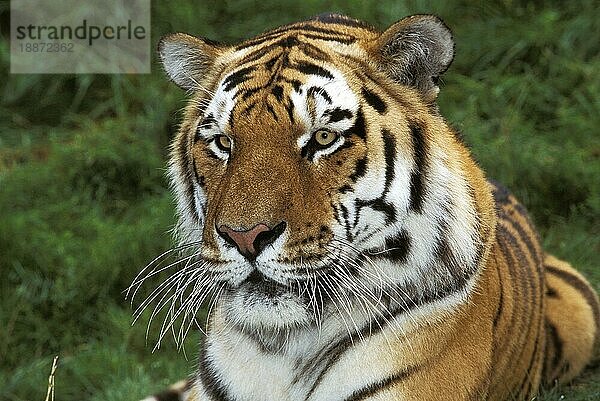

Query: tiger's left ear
<box><xmin>158</xmin><ymin>33</ymin><xmax>226</xmax><ymax>92</ymax></box>
<box><xmin>373</xmin><ymin>15</ymin><xmax>454</xmax><ymax>102</ymax></box>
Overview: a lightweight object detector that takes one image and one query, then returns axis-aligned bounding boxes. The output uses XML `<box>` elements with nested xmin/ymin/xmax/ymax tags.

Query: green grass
<box><xmin>0</xmin><ymin>1</ymin><xmax>598</xmax><ymax>400</ymax></box>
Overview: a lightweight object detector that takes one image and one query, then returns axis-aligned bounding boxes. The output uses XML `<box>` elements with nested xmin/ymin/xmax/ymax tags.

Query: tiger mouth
<box><xmin>237</xmin><ymin>269</ymin><xmax>292</xmax><ymax>299</ymax></box>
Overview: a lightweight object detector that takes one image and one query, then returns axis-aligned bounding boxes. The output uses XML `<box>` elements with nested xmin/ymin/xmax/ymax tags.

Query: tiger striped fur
<box><xmin>143</xmin><ymin>13</ymin><xmax>599</xmax><ymax>401</ymax></box>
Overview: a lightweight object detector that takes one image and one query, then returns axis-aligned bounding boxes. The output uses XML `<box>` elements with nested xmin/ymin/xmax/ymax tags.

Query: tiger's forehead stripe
<box><xmin>202</xmin><ymin>47</ymin><xmax>360</xmax><ymax>137</ymax></box>
<box><xmin>234</xmin><ymin>23</ymin><xmax>362</xmax><ymax>51</ymax></box>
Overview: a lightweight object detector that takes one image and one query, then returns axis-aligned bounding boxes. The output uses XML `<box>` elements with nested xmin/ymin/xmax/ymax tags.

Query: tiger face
<box><xmin>158</xmin><ymin>14</ymin><xmax>488</xmax><ymax>336</ymax></box>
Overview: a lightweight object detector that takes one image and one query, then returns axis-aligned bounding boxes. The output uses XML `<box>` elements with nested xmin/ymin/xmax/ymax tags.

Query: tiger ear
<box><xmin>158</xmin><ymin>33</ymin><xmax>225</xmax><ymax>91</ymax></box>
<box><xmin>374</xmin><ymin>15</ymin><xmax>454</xmax><ymax>102</ymax></box>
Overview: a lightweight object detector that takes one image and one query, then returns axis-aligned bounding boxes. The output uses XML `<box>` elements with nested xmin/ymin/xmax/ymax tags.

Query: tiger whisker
<box><xmin>133</xmin><ymin>264</ymin><xmax>197</xmax><ymax>325</ymax></box>
<box><xmin>155</xmin><ymin>270</ymin><xmax>221</xmax><ymax>350</ymax></box>
<box><xmin>126</xmin><ymin>242</ymin><xmax>201</xmax><ymax>302</ymax></box>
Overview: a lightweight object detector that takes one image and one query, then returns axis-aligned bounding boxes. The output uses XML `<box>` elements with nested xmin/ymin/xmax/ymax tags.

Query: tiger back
<box><xmin>142</xmin><ymin>13</ymin><xmax>599</xmax><ymax>401</ymax></box>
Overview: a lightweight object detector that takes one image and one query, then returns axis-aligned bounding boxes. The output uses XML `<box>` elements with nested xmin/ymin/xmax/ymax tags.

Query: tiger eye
<box><xmin>216</xmin><ymin>135</ymin><xmax>232</xmax><ymax>151</ymax></box>
<box><xmin>314</xmin><ymin>130</ymin><xmax>337</xmax><ymax>147</ymax></box>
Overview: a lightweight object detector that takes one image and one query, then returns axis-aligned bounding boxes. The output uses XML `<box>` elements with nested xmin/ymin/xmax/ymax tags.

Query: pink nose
<box><xmin>217</xmin><ymin>222</ymin><xmax>286</xmax><ymax>259</ymax></box>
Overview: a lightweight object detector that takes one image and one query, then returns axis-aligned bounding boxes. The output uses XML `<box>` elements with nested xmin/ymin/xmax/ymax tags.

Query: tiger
<box><xmin>140</xmin><ymin>13</ymin><xmax>599</xmax><ymax>401</ymax></box>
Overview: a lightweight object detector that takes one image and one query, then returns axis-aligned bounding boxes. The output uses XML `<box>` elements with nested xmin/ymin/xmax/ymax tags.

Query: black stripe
<box><xmin>301</xmin><ymin>331</ymin><xmax>362</xmax><ymax>399</ymax></box>
<box><xmin>153</xmin><ymin>390</ymin><xmax>182</xmax><ymax>401</ymax></box>
<box><xmin>338</xmin><ymin>184</ymin><xmax>352</xmax><ymax>193</ymax></box>
<box><xmin>339</xmin><ymin>203</ymin><xmax>352</xmax><ymax>241</ymax></box>
<box><xmin>236</xmin><ymin>32</ymin><xmax>289</xmax><ymax>50</ymax></box>
<box><xmin>492</xmin><ymin>253</ymin><xmax>504</xmax><ymax>328</ymax></box>
<box><xmin>331</xmin><ymin>202</ymin><xmax>343</xmax><ymax>226</ymax></box>
<box><xmin>361</xmin><ymin>87</ymin><xmax>387</xmax><ymax>114</ymax></box>
<box><xmin>490</xmin><ymin>180</ymin><xmax>542</xmax><ymax>272</ymax></box>
<box><xmin>290</xmin><ymin>24</ymin><xmax>357</xmax><ymax>40</ymax></box>
<box><xmin>349</xmin><ymin>157</ymin><xmax>367</xmax><ymax>182</ymax></box>
<box><xmin>354</xmin><ymin>130</ymin><xmax>396</xmax><ymax>224</ymax></box>
<box><xmin>223</xmin><ymin>66</ymin><xmax>256</xmax><ymax>91</ymax></box>
<box><xmin>198</xmin><ymin>345</ymin><xmax>234</xmax><ymax>401</ymax></box>
<box><xmin>279</xmin><ymin>35</ymin><xmax>300</xmax><ymax>47</ymax></box>
<box><xmin>177</xmin><ymin>136</ymin><xmax>197</xmax><ymax>222</ymax></box>
<box><xmin>343</xmin><ymin>364</ymin><xmax>420</xmax><ymax>401</ymax></box>
<box><xmin>239</xmin><ymin>43</ymin><xmax>281</xmax><ymax>65</ymax></box>
<box><xmin>240</xmin><ymin>87</ymin><xmax>261</xmax><ymax>101</ymax></box>
<box><xmin>284</xmin><ymin>101</ymin><xmax>295</xmax><ymax>123</ymax></box>
<box><xmin>199</xmin><ymin>114</ymin><xmax>217</xmax><ymax>128</ymax></box>
<box><xmin>307</xmin><ymin>86</ymin><xmax>332</xmax><ymax>104</ymax></box>
<box><xmin>236</xmin><ymin>32</ymin><xmax>294</xmax><ymax>50</ymax></box>
<box><xmin>193</xmin><ymin>163</ymin><xmax>205</xmax><ymax>187</ymax></box>
<box><xmin>356</xmin><ymin>70</ymin><xmax>416</xmax><ymax>111</ymax></box>
<box><xmin>195</xmin><ymin>114</ymin><xmax>217</xmax><ymax>143</ymax></box>
<box><xmin>348</xmin><ymin>108</ymin><xmax>367</xmax><ymax>141</ymax></box>
<box><xmin>499</xmin><ymin>222</ymin><xmax>540</xmax><ymax>300</ymax></box>
<box><xmin>297</xmin><ymin>24</ymin><xmax>355</xmax><ymax>37</ymax></box>
<box><xmin>546</xmin><ymin>265</ymin><xmax>600</xmax><ymax>329</ymax></box>
<box><xmin>266</xmin><ymin>103</ymin><xmax>279</xmax><ymax>121</ymax></box>
<box><xmin>228</xmin><ymin>110</ymin><xmax>235</xmax><ymax>129</ymax></box>
<box><xmin>295</xmin><ymin>61</ymin><xmax>334</xmax><ymax>80</ymax></box>
<box><xmin>336</xmin><ymin>139</ymin><xmax>355</xmax><ymax>153</ymax></box>
<box><xmin>240</xmin><ymin>103</ymin><xmax>255</xmax><ymax>116</ymax></box>
<box><xmin>204</xmin><ymin>148</ymin><xmax>220</xmax><ymax>160</ymax></box>
<box><xmin>367</xmin><ymin>198</ymin><xmax>396</xmax><ymax>224</ymax></box>
<box><xmin>489</xmin><ymin>179</ymin><xmax>511</xmax><ymax>205</ymax></box>
<box><xmin>300</xmin><ymin>32</ymin><xmax>356</xmax><ymax>44</ymax></box>
<box><xmin>372</xmin><ymin>229</ymin><xmax>410</xmax><ymax>263</ymax></box>
<box><xmin>502</xmin><ymin>217</ymin><xmax>542</xmax><ymax>267</ymax></box>
<box><xmin>194</xmin><ymin>129</ymin><xmax>202</xmax><ymax>144</ymax></box>
<box><xmin>544</xmin><ymin>319</ymin><xmax>563</xmax><ymax>380</ymax></box>
<box><xmin>434</xmin><ymin>208</ymin><xmax>479</xmax><ymax>282</ymax></box>
<box><xmin>300</xmin><ymin>308</ymin><xmax>407</xmax><ymax>399</ymax></box>
<box><xmin>282</xmin><ymin>78</ymin><xmax>302</xmax><ymax>92</ymax></box>
<box><xmin>435</xmin><ymin>229</ymin><xmax>462</xmax><ymax>277</ymax></box>
<box><xmin>326</xmin><ymin>107</ymin><xmax>353</xmax><ymax>123</ymax></box>
<box><xmin>298</xmin><ymin>42</ymin><xmax>332</xmax><ymax>61</ymax></box>
<box><xmin>241</xmin><ymin>37</ymin><xmax>293</xmax><ymax>69</ymax></box>
<box><xmin>271</xmin><ymin>85</ymin><xmax>284</xmax><ymax>101</ymax></box>
<box><xmin>545</xmin><ymin>285</ymin><xmax>559</xmax><ymax>298</ymax></box>
<box><xmin>409</xmin><ymin>123</ymin><xmax>427</xmax><ymax>213</ymax></box>
<box><xmin>381</xmin><ymin>130</ymin><xmax>396</xmax><ymax>195</ymax></box>
<box><xmin>265</xmin><ymin>55</ymin><xmax>279</xmax><ymax>71</ymax></box>
<box><xmin>513</xmin><ymin>202</ymin><xmax>533</xmax><ymax>221</ymax></box>
<box><xmin>496</xmin><ymin>229</ymin><xmax>521</xmax><ymax>353</ymax></box>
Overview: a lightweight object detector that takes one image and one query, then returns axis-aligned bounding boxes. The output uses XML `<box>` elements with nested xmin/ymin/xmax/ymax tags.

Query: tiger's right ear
<box><xmin>372</xmin><ymin>15</ymin><xmax>454</xmax><ymax>102</ymax></box>
<box><xmin>158</xmin><ymin>33</ymin><xmax>225</xmax><ymax>91</ymax></box>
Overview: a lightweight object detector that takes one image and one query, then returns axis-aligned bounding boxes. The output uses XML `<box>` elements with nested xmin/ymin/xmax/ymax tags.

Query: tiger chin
<box><xmin>139</xmin><ymin>13</ymin><xmax>599</xmax><ymax>401</ymax></box>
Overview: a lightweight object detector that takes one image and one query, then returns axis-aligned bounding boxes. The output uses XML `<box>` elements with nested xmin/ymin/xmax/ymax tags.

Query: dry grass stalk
<box><xmin>44</xmin><ymin>356</ymin><xmax>59</xmax><ymax>401</ymax></box>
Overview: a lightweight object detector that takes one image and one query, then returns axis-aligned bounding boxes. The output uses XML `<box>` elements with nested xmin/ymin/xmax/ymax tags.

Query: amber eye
<box><xmin>215</xmin><ymin>135</ymin><xmax>232</xmax><ymax>152</ymax></box>
<box><xmin>314</xmin><ymin>130</ymin><xmax>338</xmax><ymax>147</ymax></box>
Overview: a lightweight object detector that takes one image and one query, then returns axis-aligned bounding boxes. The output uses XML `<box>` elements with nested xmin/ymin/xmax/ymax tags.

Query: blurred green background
<box><xmin>0</xmin><ymin>0</ymin><xmax>598</xmax><ymax>400</ymax></box>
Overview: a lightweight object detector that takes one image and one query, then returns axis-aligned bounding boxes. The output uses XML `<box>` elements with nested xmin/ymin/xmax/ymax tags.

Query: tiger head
<box><xmin>158</xmin><ymin>14</ymin><xmax>495</xmax><ymax>336</ymax></box>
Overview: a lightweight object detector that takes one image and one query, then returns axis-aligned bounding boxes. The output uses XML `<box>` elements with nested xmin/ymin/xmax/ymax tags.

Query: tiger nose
<box><xmin>217</xmin><ymin>222</ymin><xmax>287</xmax><ymax>260</ymax></box>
